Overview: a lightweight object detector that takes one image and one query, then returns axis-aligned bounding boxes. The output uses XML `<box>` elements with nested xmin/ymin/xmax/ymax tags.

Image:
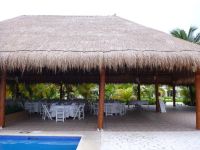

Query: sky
<box><xmin>0</xmin><ymin>0</ymin><xmax>200</xmax><ymax>33</ymax></box>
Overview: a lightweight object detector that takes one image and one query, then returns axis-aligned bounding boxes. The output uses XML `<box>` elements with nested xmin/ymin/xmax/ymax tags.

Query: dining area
<box><xmin>23</xmin><ymin>98</ymin><xmax>166</xmax><ymax>126</ymax></box>
<box><xmin>24</xmin><ymin>99</ymin><xmax>128</xmax><ymax>121</ymax></box>
<box><xmin>24</xmin><ymin>100</ymin><xmax>86</xmax><ymax>122</ymax></box>
<box><xmin>90</xmin><ymin>101</ymin><xmax>127</xmax><ymax>116</ymax></box>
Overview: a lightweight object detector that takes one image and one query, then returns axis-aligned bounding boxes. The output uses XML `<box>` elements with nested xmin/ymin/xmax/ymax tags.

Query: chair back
<box><xmin>105</xmin><ymin>103</ymin><xmax>113</xmax><ymax>116</ymax></box>
<box><xmin>79</xmin><ymin>104</ymin><xmax>85</xmax><ymax>112</ymax></box>
<box><xmin>42</xmin><ymin>104</ymin><xmax>52</xmax><ymax>120</ymax></box>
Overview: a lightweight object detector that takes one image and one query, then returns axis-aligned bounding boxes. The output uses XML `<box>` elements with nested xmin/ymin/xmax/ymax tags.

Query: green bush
<box><xmin>5</xmin><ymin>104</ymin><xmax>24</xmax><ymax>115</ymax></box>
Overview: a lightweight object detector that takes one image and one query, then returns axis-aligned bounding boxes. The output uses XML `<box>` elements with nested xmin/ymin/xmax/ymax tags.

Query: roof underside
<box><xmin>0</xmin><ymin>15</ymin><xmax>200</xmax><ymax>84</ymax></box>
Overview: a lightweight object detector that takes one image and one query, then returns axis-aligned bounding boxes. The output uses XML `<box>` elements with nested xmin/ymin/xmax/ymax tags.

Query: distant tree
<box><xmin>75</xmin><ymin>84</ymin><xmax>98</xmax><ymax>100</ymax></box>
<box><xmin>65</xmin><ymin>84</ymin><xmax>74</xmax><ymax>99</ymax></box>
<box><xmin>108</xmin><ymin>84</ymin><xmax>136</xmax><ymax>102</ymax></box>
<box><xmin>140</xmin><ymin>85</ymin><xmax>155</xmax><ymax>102</ymax></box>
<box><xmin>105</xmin><ymin>84</ymin><xmax>116</xmax><ymax>100</ymax></box>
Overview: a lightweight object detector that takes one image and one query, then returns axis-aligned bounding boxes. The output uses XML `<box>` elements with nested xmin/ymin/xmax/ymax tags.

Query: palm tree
<box><xmin>170</xmin><ymin>26</ymin><xmax>200</xmax><ymax>44</ymax></box>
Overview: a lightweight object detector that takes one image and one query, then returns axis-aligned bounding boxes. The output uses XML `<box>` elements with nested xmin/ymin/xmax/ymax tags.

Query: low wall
<box><xmin>5</xmin><ymin>111</ymin><xmax>28</xmax><ymax>126</ymax></box>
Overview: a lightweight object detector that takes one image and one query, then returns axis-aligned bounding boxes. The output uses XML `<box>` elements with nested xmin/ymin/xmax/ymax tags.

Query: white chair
<box><xmin>159</xmin><ymin>100</ymin><xmax>167</xmax><ymax>113</ymax></box>
<box><xmin>38</xmin><ymin>102</ymin><xmax>43</xmax><ymax>116</ymax></box>
<box><xmin>119</xmin><ymin>103</ymin><xmax>126</xmax><ymax>116</ymax></box>
<box><xmin>105</xmin><ymin>104</ymin><xmax>113</xmax><ymax>116</ymax></box>
<box><xmin>56</xmin><ymin>107</ymin><xmax>65</xmax><ymax>122</ymax></box>
<box><xmin>73</xmin><ymin>104</ymin><xmax>85</xmax><ymax>120</ymax></box>
<box><xmin>42</xmin><ymin>104</ymin><xmax>52</xmax><ymax>120</ymax></box>
<box><xmin>92</xmin><ymin>103</ymin><xmax>98</xmax><ymax>115</ymax></box>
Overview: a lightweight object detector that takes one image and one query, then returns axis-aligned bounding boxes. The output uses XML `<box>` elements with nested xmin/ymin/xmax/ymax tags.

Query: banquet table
<box><xmin>104</xmin><ymin>103</ymin><xmax>126</xmax><ymax>116</ymax></box>
<box><xmin>24</xmin><ymin>101</ymin><xmax>41</xmax><ymax>113</ymax></box>
<box><xmin>50</xmin><ymin>105</ymin><xmax>78</xmax><ymax>118</ymax></box>
<box><xmin>104</xmin><ymin>103</ymin><xmax>120</xmax><ymax>114</ymax></box>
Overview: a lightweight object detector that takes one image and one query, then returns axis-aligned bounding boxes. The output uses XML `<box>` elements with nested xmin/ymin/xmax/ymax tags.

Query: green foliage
<box><xmin>65</xmin><ymin>84</ymin><xmax>74</xmax><ymax>99</ymax></box>
<box><xmin>105</xmin><ymin>84</ymin><xmax>136</xmax><ymax>103</ymax></box>
<box><xmin>74</xmin><ymin>84</ymin><xmax>98</xmax><ymax>101</ymax></box>
<box><xmin>18</xmin><ymin>83</ymin><xmax>30</xmax><ymax>99</ymax></box>
<box><xmin>17</xmin><ymin>83</ymin><xmax>60</xmax><ymax>100</ymax></box>
<box><xmin>141</xmin><ymin>85</ymin><xmax>155</xmax><ymax>103</ymax></box>
<box><xmin>159</xmin><ymin>86</ymin><xmax>165</xmax><ymax>97</ymax></box>
<box><xmin>170</xmin><ymin>26</ymin><xmax>200</xmax><ymax>44</ymax></box>
<box><xmin>111</xmin><ymin>86</ymin><xmax>134</xmax><ymax>101</ymax></box>
<box><xmin>177</xmin><ymin>86</ymin><xmax>195</xmax><ymax>105</ymax></box>
<box><xmin>189</xmin><ymin>86</ymin><xmax>195</xmax><ymax>105</ymax></box>
<box><xmin>179</xmin><ymin>86</ymin><xmax>190</xmax><ymax>105</ymax></box>
<box><xmin>5</xmin><ymin>103</ymin><xmax>24</xmax><ymax>115</ymax></box>
<box><xmin>6</xmin><ymin>84</ymin><xmax>14</xmax><ymax>99</ymax></box>
<box><xmin>6</xmin><ymin>82</ymin><xmax>193</xmax><ymax>106</ymax></box>
<box><xmin>105</xmin><ymin>84</ymin><xmax>116</xmax><ymax>100</ymax></box>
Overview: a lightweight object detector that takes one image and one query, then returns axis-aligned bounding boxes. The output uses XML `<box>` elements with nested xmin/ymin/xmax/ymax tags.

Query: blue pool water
<box><xmin>0</xmin><ymin>135</ymin><xmax>81</xmax><ymax>150</ymax></box>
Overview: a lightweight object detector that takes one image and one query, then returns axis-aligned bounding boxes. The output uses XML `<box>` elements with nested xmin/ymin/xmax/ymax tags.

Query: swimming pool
<box><xmin>0</xmin><ymin>135</ymin><xmax>81</xmax><ymax>150</ymax></box>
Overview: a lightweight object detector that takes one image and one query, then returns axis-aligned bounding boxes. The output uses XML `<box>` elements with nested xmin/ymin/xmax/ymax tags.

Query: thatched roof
<box><xmin>0</xmin><ymin>15</ymin><xmax>200</xmax><ymax>73</ymax></box>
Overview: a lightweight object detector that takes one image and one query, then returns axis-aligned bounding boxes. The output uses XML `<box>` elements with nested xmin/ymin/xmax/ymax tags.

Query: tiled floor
<box><xmin>3</xmin><ymin>105</ymin><xmax>195</xmax><ymax>131</ymax></box>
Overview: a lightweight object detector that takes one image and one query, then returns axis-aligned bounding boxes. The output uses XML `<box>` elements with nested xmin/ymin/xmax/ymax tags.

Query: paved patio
<box><xmin>1</xmin><ymin>105</ymin><xmax>199</xmax><ymax>150</ymax></box>
<box><xmin>3</xmin><ymin>105</ymin><xmax>196</xmax><ymax>131</ymax></box>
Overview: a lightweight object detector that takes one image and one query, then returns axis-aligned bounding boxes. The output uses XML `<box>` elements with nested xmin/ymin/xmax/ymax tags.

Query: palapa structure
<box><xmin>0</xmin><ymin>15</ymin><xmax>200</xmax><ymax>129</ymax></box>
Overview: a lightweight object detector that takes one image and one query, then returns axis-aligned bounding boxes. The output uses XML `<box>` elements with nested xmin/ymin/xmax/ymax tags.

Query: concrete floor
<box><xmin>3</xmin><ymin>105</ymin><xmax>196</xmax><ymax>131</ymax></box>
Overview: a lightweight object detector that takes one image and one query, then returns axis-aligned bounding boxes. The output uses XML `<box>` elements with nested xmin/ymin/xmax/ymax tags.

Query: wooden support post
<box><xmin>0</xmin><ymin>70</ymin><xmax>6</xmax><ymax>128</ymax></box>
<box><xmin>137</xmin><ymin>83</ymin><xmax>141</xmax><ymax>100</ymax></box>
<box><xmin>195</xmin><ymin>69</ymin><xmax>200</xmax><ymax>129</ymax></box>
<box><xmin>155</xmin><ymin>77</ymin><xmax>160</xmax><ymax>112</ymax></box>
<box><xmin>98</xmin><ymin>66</ymin><xmax>105</xmax><ymax>130</ymax></box>
<box><xmin>172</xmin><ymin>85</ymin><xmax>176</xmax><ymax>107</ymax></box>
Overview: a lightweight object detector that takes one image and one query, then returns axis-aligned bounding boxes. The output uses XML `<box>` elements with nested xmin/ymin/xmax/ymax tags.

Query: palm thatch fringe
<box><xmin>0</xmin><ymin>15</ymin><xmax>200</xmax><ymax>72</ymax></box>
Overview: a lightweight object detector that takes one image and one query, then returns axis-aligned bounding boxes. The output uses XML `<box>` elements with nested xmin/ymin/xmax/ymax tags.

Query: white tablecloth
<box><xmin>104</xmin><ymin>103</ymin><xmax>125</xmax><ymax>115</ymax></box>
<box><xmin>24</xmin><ymin>102</ymin><xmax>41</xmax><ymax>113</ymax></box>
<box><xmin>50</xmin><ymin>105</ymin><xmax>78</xmax><ymax>118</ymax></box>
<box><xmin>159</xmin><ymin>100</ymin><xmax>166</xmax><ymax>113</ymax></box>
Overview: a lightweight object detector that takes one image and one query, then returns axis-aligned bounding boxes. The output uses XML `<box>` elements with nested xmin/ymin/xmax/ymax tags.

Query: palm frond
<box><xmin>170</xmin><ymin>29</ymin><xmax>182</xmax><ymax>38</ymax></box>
<box><xmin>194</xmin><ymin>33</ymin><xmax>200</xmax><ymax>44</ymax></box>
<box><xmin>179</xmin><ymin>30</ymin><xmax>188</xmax><ymax>40</ymax></box>
<box><xmin>188</xmin><ymin>26</ymin><xmax>198</xmax><ymax>40</ymax></box>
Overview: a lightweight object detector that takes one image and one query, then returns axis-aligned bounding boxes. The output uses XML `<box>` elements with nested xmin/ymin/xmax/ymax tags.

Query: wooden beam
<box><xmin>195</xmin><ymin>69</ymin><xmax>200</xmax><ymax>129</ymax></box>
<box><xmin>137</xmin><ymin>83</ymin><xmax>141</xmax><ymax>100</ymax></box>
<box><xmin>97</xmin><ymin>66</ymin><xmax>105</xmax><ymax>130</ymax></box>
<box><xmin>7</xmin><ymin>69</ymin><xmax>194</xmax><ymax>85</ymax></box>
<box><xmin>172</xmin><ymin>85</ymin><xmax>176</xmax><ymax>107</ymax></box>
<box><xmin>155</xmin><ymin>77</ymin><xmax>160</xmax><ymax>112</ymax></box>
<box><xmin>0</xmin><ymin>70</ymin><xmax>6</xmax><ymax>128</ymax></box>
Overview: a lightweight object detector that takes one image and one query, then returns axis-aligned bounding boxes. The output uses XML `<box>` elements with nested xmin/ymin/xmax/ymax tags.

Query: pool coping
<box><xmin>0</xmin><ymin>130</ymin><xmax>101</xmax><ymax>150</ymax></box>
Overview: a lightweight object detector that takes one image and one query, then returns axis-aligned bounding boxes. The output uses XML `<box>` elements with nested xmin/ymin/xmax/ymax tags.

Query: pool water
<box><xmin>0</xmin><ymin>135</ymin><xmax>81</xmax><ymax>150</ymax></box>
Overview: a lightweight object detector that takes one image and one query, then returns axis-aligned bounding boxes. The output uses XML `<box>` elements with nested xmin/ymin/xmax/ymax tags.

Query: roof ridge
<box><xmin>0</xmin><ymin>15</ymin><xmax>119</xmax><ymax>23</ymax></box>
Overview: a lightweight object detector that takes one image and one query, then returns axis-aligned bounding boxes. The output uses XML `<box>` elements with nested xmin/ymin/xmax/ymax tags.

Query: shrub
<box><xmin>5</xmin><ymin>103</ymin><xmax>24</xmax><ymax>115</ymax></box>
